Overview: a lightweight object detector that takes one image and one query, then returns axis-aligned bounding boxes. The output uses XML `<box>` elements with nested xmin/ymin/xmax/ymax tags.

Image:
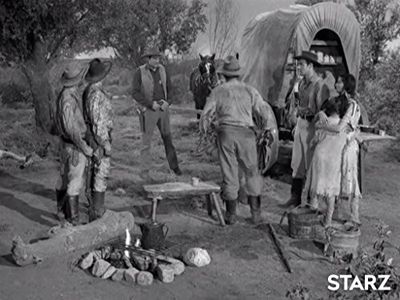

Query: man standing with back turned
<box><xmin>83</xmin><ymin>58</ymin><xmax>113</xmax><ymax>222</ymax></box>
<box><xmin>200</xmin><ymin>55</ymin><xmax>270</xmax><ymax>225</ymax></box>
<box><xmin>132</xmin><ymin>47</ymin><xmax>181</xmax><ymax>176</ymax></box>
<box><xmin>55</xmin><ymin>62</ymin><xmax>93</xmax><ymax>225</ymax></box>
<box><xmin>280</xmin><ymin>51</ymin><xmax>330</xmax><ymax>208</ymax></box>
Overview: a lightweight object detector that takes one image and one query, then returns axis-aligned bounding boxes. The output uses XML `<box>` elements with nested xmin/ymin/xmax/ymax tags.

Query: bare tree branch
<box><xmin>208</xmin><ymin>0</ymin><xmax>239</xmax><ymax>58</ymax></box>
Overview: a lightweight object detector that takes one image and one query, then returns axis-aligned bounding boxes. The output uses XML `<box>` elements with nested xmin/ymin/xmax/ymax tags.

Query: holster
<box><xmin>137</xmin><ymin>108</ymin><xmax>145</xmax><ymax>133</ymax></box>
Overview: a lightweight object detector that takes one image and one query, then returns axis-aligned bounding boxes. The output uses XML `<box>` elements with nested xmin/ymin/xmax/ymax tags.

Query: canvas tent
<box><xmin>240</xmin><ymin>2</ymin><xmax>361</xmax><ymax>108</ymax></box>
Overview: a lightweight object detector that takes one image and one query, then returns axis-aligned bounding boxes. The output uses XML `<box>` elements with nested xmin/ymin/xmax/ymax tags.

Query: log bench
<box><xmin>143</xmin><ymin>181</ymin><xmax>226</xmax><ymax>226</ymax></box>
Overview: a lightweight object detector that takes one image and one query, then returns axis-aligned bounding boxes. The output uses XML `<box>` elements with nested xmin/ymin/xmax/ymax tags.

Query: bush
<box><xmin>0</xmin><ymin>83</ymin><xmax>32</xmax><ymax>108</ymax></box>
<box><xmin>359</xmin><ymin>51</ymin><xmax>400</xmax><ymax>136</ymax></box>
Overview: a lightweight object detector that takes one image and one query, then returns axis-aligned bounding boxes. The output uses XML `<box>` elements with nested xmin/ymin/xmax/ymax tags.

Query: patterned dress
<box><xmin>304</xmin><ymin>114</ymin><xmax>347</xmax><ymax>203</ymax></box>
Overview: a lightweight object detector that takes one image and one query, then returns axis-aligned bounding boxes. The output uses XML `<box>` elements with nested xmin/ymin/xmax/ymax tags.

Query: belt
<box><xmin>298</xmin><ymin>113</ymin><xmax>314</xmax><ymax>122</ymax></box>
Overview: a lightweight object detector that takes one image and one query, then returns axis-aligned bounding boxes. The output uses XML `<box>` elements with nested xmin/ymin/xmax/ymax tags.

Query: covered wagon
<box><xmin>240</xmin><ymin>2</ymin><xmax>368</xmax><ymax>136</ymax></box>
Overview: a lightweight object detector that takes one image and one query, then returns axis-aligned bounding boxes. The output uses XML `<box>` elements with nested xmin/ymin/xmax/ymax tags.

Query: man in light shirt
<box><xmin>200</xmin><ymin>55</ymin><xmax>270</xmax><ymax>225</ymax></box>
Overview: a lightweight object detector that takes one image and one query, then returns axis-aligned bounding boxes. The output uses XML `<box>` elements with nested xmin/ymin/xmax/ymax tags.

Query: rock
<box><xmin>124</xmin><ymin>267</ymin><xmax>140</xmax><ymax>283</ymax></box>
<box><xmin>111</xmin><ymin>269</ymin><xmax>126</xmax><ymax>281</ymax></box>
<box><xmin>91</xmin><ymin>259</ymin><xmax>111</xmax><ymax>277</ymax></box>
<box><xmin>101</xmin><ymin>265</ymin><xmax>117</xmax><ymax>279</ymax></box>
<box><xmin>132</xmin><ymin>255</ymin><xmax>151</xmax><ymax>271</ymax></box>
<box><xmin>157</xmin><ymin>255</ymin><xmax>185</xmax><ymax>275</ymax></box>
<box><xmin>136</xmin><ymin>271</ymin><xmax>153</xmax><ymax>286</ymax></box>
<box><xmin>156</xmin><ymin>264</ymin><xmax>175</xmax><ymax>283</ymax></box>
<box><xmin>183</xmin><ymin>248</ymin><xmax>211</xmax><ymax>267</ymax></box>
<box><xmin>92</xmin><ymin>250</ymin><xmax>102</xmax><ymax>261</ymax></box>
<box><xmin>115</xmin><ymin>188</ymin><xmax>127</xmax><ymax>196</ymax></box>
<box><xmin>79</xmin><ymin>252</ymin><xmax>94</xmax><ymax>270</ymax></box>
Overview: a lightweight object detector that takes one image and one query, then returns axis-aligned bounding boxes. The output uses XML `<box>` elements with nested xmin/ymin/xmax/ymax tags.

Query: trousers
<box><xmin>217</xmin><ymin>125</ymin><xmax>262</xmax><ymax>201</ymax></box>
<box><xmin>56</xmin><ymin>142</ymin><xmax>87</xmax><ymax>196</ymax></box>
<box><xmin>291</xmin><ymin>117</ymin><xmax>315</xmax><ymax>179</ymax></box>
<box><xmin>90</xmin><ymin>156</ymin><xmax>111</xmax><ymax>193</ymax></box>
<box><xmin>140</xmin><ymin>108</ymin><xmax>178</xmax><ymax>170</ymax></box>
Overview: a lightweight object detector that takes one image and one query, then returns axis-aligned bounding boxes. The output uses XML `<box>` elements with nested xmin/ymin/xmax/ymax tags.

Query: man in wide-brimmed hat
<box><xmin>55</xmin><ymin>61</ymin><xmax>94</xmax><ymax>225</ymax></box>
<box><xmin>280</xmin><ymin>50</ymin><xmax>330</xmax><ymax>209</ymax></box>
<box><xmin>82</xmin><ymin>58</ymin><xmax>113</xmax><ymax>222</ymax></box>
<box><xmin>200</xmin><ymin>55</ymin><xmax>270</xmax><ymax>225</ymax></box>
<box><xmin>132</xmin><ymin>46</ymin><xmax>181</xmax><ymax>176</ymax></box>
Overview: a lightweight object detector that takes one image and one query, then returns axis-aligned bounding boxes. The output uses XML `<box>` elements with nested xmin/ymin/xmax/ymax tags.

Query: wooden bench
<box><xmin>143</xmin><ymin>181</ymin><xmax>226</xmax><ymax>226</ymax></box>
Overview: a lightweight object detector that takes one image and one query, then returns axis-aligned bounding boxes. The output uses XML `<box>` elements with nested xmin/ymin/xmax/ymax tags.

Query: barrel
<box><xmin>288</xmin><ymin>206</ymin><xmax>323</xmax><ymax>239</ymax></box>
<box><xmin>326</xmin><ymin>225</ymin><xmax>360</xmax><ymax>259</ymax></box>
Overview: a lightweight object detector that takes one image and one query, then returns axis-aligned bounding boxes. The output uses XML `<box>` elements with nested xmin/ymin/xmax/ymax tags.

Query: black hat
<box><xmin>141</xmin><ymin>47</ymin><xmax>163</xmax><ymax>58</ymax></box>
<box><xmin>85</xmin><ymin>58</ymin><xmax>112</xmax><ymax>83</ymax></box>
<box><xmin>294</xmin><ymin>51</ymin><xmax>321</xmax><ymax>66</ymax></box>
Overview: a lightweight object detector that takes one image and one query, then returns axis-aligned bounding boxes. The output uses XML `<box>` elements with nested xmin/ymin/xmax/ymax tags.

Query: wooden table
<box><xmin>143</xmin><ymin>181</ymin><xmax>226</xmax><ymax>226</ymax></box>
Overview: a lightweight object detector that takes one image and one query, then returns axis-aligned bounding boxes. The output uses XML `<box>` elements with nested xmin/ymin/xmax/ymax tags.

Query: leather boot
<box><xmin>249</xmin><ymin>196</ymin><xmax>262</xmax><ymax>224</ymax></box>
<box><xmin>55</xmin><ymin>189</ymin><xmax>67</xmax><ymax>220</ymax></box>
<box><xmin>67</xmin><ymin>195</ymin><xmax>80</xmax><ymax>226</ymax></box>
<box><xmin>90</xmin><ymin>191</ymin><xmax>106</xmax><ymax>222</ymax></box>
<box><xmin>225</xmin><ymin>200</ymin><xmax>237</xmax><ymax>225</ymax></box>
<box><xmin>279</xmin><ymin>178</ymin><xmax>303</xmax><ymax>208</ymax></box>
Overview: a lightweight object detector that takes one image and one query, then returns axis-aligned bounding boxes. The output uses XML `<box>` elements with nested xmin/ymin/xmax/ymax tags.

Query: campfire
<box><xmin>78</xmin><ymin>227</ymin><xmax>186</xmax><ymax>285</ymax></box>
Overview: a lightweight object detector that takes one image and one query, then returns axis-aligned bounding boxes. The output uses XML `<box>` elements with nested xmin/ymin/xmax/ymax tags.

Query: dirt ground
<box><xmin>0</xmin><ymin>95</ymin><xmax>399</xmax><ymax>300</ymax></box>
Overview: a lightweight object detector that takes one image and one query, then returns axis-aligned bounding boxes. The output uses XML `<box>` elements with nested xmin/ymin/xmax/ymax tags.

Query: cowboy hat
<box><xmin>294</xmin><ymin>50</ymin><xmax>321</xmax><ymax>66</ymax></box>
<box><xmin>141</xmin><ymin>46</ymin><xmax>163</xmax><ymax>58</ymax></box>
<box><xmin>85</xmin><ymin>58</ymin><xmax>112</xmax><ymax>83</ymax></box>
<box><xmin>217</xmin><ymin>55</ymin><xmax>242</xmax><ymax>77</ymax></box>
<box><xmin>60</xmin><ymin>62</ymin><xmax>88</xmax><ymax>87</ymax></box>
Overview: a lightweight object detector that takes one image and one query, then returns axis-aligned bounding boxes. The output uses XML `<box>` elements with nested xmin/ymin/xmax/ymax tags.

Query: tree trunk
<box><xmin>23</xmin><ymin>41</ymin><xmax>55</xmax><ymax>134</ymax></box>
<box><xmin>21</xmin><ymin>40</ymin><xmax>59</xmax><ymax>154</ymax></box>
<box><xmin>23</xmin><ymin>62</ymin><xmax>56</xmax><ymax>136</ymax></box>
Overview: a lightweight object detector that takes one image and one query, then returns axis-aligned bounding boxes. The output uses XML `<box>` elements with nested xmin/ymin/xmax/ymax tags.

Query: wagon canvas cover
<box><xmin>240</xmin><ymin>2</ymin><xmax>361</xmax><ymax>107</ymax></box>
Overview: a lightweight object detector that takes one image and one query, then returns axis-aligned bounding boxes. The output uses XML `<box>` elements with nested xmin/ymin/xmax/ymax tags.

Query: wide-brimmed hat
<box><xmin>217</xmin><ymin>55</ymin><xmax>242</xmax><ymax>77</ymax></box>
<box><xmin>85</xmin><ymin>58</ymin><xmax>112</xmax><ymax>83</ymax></box>
<box><xmin>60</xmin><ymin>62</ymin><xmax>88</xmax><ymax>87</ymax></box>
<box><xmin>141</xmin><ymin>47</ymin><xmax>163</xmax><ymax>58</ymax></box>
<box><xmin>294</xmin><ymin>50</ymin><xmax>321</xmax><ymax>66</ymax></box>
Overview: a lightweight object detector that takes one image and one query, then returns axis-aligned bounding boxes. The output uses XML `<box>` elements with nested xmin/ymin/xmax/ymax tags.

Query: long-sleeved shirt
<box><xmin>200</xmin><ymin>79</ymin><xmax>270</xmax><ymax>132</ymax></box>
<box><xmin>56</xmin><ymin>87</ymin><xmax>92</xmax><ymax>155</ymax></box>
<box><xmin>83</xmin><ymin>82</ymin><xmax>113</xmax><ymax>149</ymax></box>
<box><xmin>298</xmin><ymin>72</ymin><xmax>330</xmax><ymax>116</ymax></box>
<box><xmin>132</xmin><ymin>64</ymin><xmax>172</xmax><ymax>109</ymax></box>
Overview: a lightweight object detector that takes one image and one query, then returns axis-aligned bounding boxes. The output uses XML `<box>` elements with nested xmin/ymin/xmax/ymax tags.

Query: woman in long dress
<box><xmin>305</xmin><ymin>74</ymin><xmax>362</xmax><ymax>227</ymax></box>
<box><xmin>304</xmin><ymin>100</ymin><xmax>347</xmax><ymax>227</ymax></box>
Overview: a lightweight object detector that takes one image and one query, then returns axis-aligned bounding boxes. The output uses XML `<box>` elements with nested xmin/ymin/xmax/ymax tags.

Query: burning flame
<box><xmin>124</xmin><ymin>228</ymin><xmax>131</xmax><ymax>258</ymax></box>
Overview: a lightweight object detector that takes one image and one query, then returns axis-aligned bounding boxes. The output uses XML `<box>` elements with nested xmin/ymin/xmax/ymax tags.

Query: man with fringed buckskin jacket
<box><xmin>55</xmin><ymin>62</ymin><xmax>94</xmax><ymax>225</ymax></box>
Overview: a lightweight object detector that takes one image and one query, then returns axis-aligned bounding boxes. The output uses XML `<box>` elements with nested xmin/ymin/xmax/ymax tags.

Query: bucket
<box><xmin>288</xmin><ymin>206</ymin><xmax>323</xmax><ymax>239</ymax></box>
<box><xmin>326</xmin><ymin>225</ymin><xmax>360</xmax><ymax>259</ymax></box>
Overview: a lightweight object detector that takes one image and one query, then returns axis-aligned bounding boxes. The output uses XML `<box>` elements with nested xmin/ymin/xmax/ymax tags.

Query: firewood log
<box><xmin>11</xmin><ymin>210</ymin><xmax>135</xmax><ymax>266</ymax></box>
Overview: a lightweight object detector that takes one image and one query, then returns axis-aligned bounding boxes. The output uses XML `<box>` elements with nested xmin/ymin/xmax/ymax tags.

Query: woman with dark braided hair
<box><xmin>304</xmin><ymin>74</ymin><xmax>362</xmax><ymax>228</ymax></box>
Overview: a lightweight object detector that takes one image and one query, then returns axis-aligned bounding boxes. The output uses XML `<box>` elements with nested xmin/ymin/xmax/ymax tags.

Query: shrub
<box><xmin>0</xmin><ymin>83</ymin><xmax>32</xmax><ymax>108</ymax></box>
<box><xmin>359</xmin><ymin>51</ymin><xmax>400</xmax><ymax>136</ymax></box>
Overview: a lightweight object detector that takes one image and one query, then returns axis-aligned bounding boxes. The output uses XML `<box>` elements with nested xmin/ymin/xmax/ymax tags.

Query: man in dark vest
<box><xmin>132</xmin><ymin>47</ymin><xmax>181</xmax><ymax>175</ymax></box>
